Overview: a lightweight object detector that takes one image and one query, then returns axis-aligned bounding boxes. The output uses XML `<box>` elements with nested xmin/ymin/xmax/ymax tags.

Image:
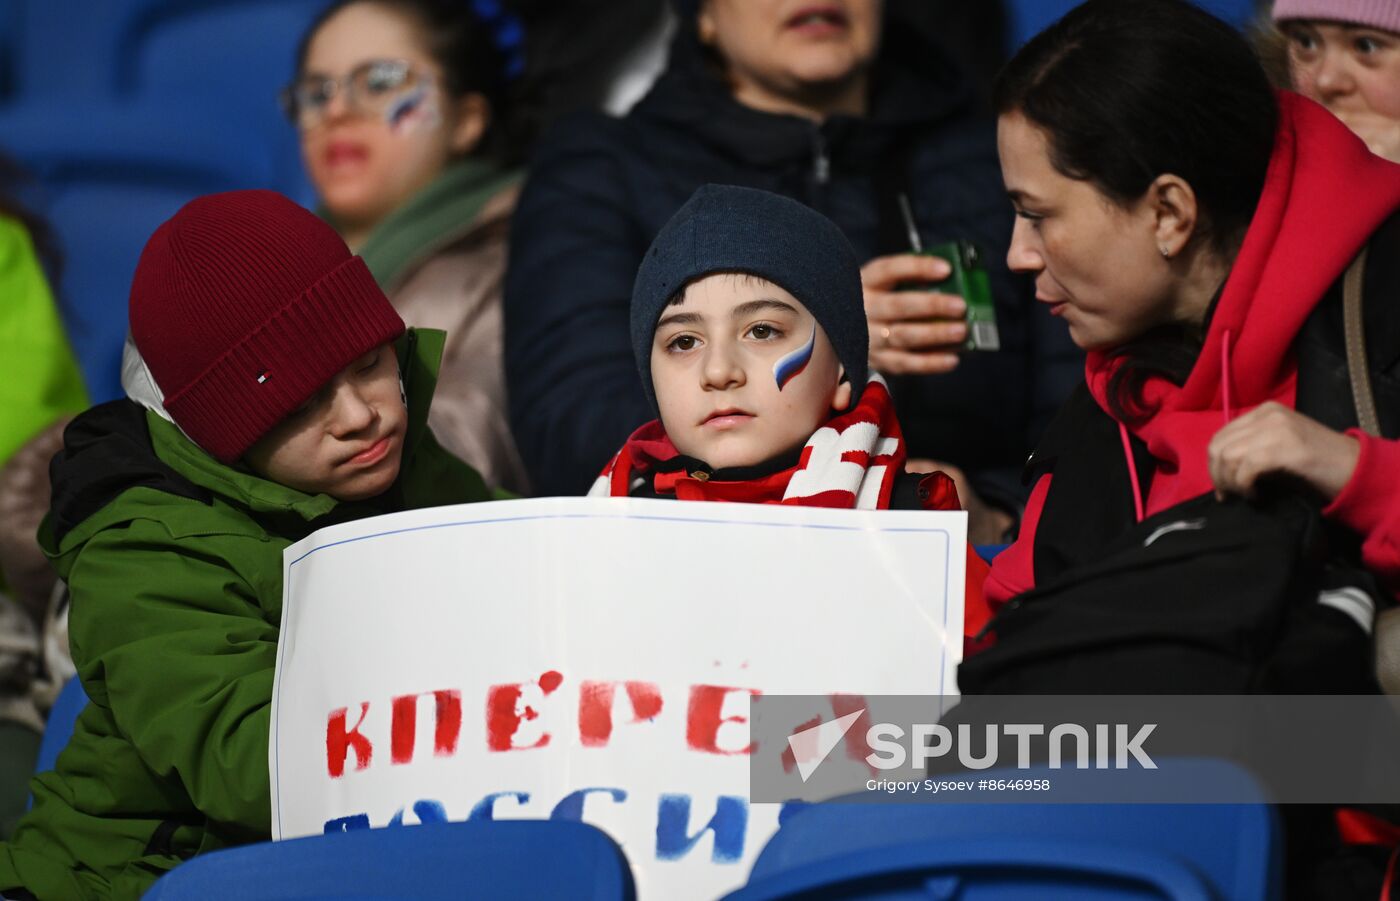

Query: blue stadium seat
<box><xmin>14</xmin><ymin>0</ymin><xmax>321</xmax><ymax>202</ymax></box>
<box><xmin>1005</xmin><ymin>0</ymin><xmax>1261</xmax><ymax>50</ymax></box>
<box><xmin>142</xmin><ymin>819</ymin><xmax>637</xmax><ymax>901</ymax></box>
<box><xmin>0</xmin><ymin>2</ymin><xmax>16</xmax><ymax>103</ymax></box>
<box><xmin>113</xmin><ymin>0</ymin><xmax>324</xmax><ymax>201</ymax></box>
<box><xmin>727</xmin><ymin>760</ymin><xmax>1280</xmax><ymax>900</ymax></box>
<box><xmin>0</xmin><ymin>100</ymin><xmax>281</xmax><ymax>401</ymax></box>
<box><xmin>30</xmin><ymin>675</ymin><xmax>89</xmax><ymax>801</ymax></box>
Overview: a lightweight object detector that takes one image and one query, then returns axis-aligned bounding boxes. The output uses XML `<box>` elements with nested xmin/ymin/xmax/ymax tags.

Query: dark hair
<box><xmin>994</xmin><ymin>0</ymin><xmax>1277</xmax><ymax>421</ymax></box>
<box><xmin>294</xmin><ymin>0</ymin><xmax>521</xmax><ymax>163</ymax></box>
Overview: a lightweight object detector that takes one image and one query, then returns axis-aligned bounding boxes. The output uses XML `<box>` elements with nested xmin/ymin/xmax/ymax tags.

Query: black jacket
<box><xmin>503</xmin><ymin>2</ymin><xmax>1083</xmax><ymax>498</ymax></box>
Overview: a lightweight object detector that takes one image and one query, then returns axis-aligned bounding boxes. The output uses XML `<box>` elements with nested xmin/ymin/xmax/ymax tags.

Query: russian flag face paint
<box><xmin>773</xmin><ymin>325</ymin><xmax>817</xmax><ymax>391</ymax></box>
<box><xmin>385</xmin><ymin>85</ymin><xmax>439</xmax><ymax>134</ymax></box>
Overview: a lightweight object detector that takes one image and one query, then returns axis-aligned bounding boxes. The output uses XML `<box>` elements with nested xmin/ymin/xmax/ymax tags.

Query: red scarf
<box><xmin>590</xmin><ymin>376</ymin><xmax>906</xmax><ymax>508</ymax></box>
<box><xmin>1085</xmin><ymin>91</ymin><xmax>1400</xmax><ymax>518</ymax></box>
<box><xmin>592</xmin><ymin>374</ymin><xmax>992</xmax><ymax>637</ymax></box>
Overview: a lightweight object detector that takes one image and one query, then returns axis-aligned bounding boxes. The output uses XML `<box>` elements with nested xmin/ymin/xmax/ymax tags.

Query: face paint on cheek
<box><xmin>385</xmin><ymin>86</ymin><xmax>441</xmax><ymax>134</ymax></box>
<box><xmin>773</xmin><ymin>325</ymin><xmax>817</xmax><ymax>391</ymax></box>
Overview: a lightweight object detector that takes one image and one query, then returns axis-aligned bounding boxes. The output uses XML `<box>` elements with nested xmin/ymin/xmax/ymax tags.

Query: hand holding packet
<box><xmin>894</xmin><ymin>194</ymin><xmax>1000</xmax><ymax>352</ymax></box>
<box><xmin>919</xmin><ymin>240</ymin><xmax>1000</xmax><ymax>352</ymax></box>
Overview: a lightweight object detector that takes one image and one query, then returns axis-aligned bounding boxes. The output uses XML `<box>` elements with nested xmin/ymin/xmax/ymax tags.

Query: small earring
<box><xmin>1159</xmin><ymin>246</ymin><xmax>1171</xmax><ymax>259</ymax></box>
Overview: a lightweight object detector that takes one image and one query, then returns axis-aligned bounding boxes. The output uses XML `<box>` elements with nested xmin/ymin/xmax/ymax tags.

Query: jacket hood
<box><xmin>44</xmin><ymin>328</ymin><xmax>450</xmax><ymax>558</ymax></box>
<box><xmin>121</xmin><ymin>330</ymin><xmax>191</xmax><ymax>439</ymax></box>
<box><xmin>45</xmin><ymin>401</ymin><xmax>214</xmax><ymax>558</ymax></box>
<box><xmin>1086</xmin><ymin>91</ymin><xmax>1400</xmax><ymax>517</ymax></box>
<box><xmin>643</xmin><ymin>0</ymin><xmax>972</xmax><ymax>167</ymax></box>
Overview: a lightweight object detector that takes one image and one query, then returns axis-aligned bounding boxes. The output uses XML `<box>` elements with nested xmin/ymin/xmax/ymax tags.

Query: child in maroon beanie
<box><xmin>0</xmin><ymin>190</ymin><xmax>494</xmax><ymax>900</ymax></box>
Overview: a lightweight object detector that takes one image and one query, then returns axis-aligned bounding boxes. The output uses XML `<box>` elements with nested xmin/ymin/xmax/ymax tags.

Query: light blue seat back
<box><xmin>143</xmin><ymin>819</ymin><xmax>638</xmax><ymax>901</ymax></box>
<box><xmin>728</xmin><ymin>759</ymin><xmax>1280</xmax><ymax>900</ymax></box>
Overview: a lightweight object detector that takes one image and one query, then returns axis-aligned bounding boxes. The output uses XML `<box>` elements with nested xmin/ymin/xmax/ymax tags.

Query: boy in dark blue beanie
<box><xmin>593</xmin><ymin>183</ymin><xmax>935</xmax><ymax>505</ymax></box>
<box><xmin>590</xmin><ymin>185</ymin><xmax>989</xmax><ymax>625</ymax></box>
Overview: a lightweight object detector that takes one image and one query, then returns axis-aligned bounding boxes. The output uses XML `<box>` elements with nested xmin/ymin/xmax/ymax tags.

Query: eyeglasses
<box><xmin>279</xmin><ymin>59</ymin><xmax>431</xmax><ymax>129</ymax></box>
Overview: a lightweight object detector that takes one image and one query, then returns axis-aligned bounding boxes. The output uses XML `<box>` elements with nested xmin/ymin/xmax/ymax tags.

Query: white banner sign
<box><xmin>270</xmin><ymin>497</ymin><xmax>966</xmax><ymax>900</ymax></box>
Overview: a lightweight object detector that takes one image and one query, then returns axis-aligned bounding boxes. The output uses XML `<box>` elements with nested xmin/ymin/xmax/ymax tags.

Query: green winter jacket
<box><xmin>0</xmin><ymin>329</ymin><xmax>493</xmax><ymax>900</ymax></box>
<box><xmin>0</xmin><ymin>214</ymin><xmax>87</xmax><ymax>469</ymax></box>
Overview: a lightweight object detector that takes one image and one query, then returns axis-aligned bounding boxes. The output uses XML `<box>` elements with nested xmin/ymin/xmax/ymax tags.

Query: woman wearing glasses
<box><xmin>282</xmin><ymin>0</ymin><xmax>529</xmax><ymax>493</ymax></box>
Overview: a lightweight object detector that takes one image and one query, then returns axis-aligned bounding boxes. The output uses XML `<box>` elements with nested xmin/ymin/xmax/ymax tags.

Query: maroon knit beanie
<box><xmin>129</xmin><ymin>190</ymin><xmax>405</xmax><ymax>463</ymax></box>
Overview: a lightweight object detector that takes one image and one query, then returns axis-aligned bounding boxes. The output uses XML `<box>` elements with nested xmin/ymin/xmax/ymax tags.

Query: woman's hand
<box><xmin>907</xmin><ymin>457</ymin><xmax>1015</xmax><ymax>544</ymax></box>
<box><xmin>863</xmin><ymin>254</ymin><xmax>967</xmax><ymax>376</ymax></box>
<box><xmin>1207</xmin><ymin>402</ymin><xmax>1361</xmax><ymax>502</ymax></box>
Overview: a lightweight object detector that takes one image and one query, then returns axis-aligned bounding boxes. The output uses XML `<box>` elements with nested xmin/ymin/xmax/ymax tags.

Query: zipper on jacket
<box><xmin>812</xmin><ymin>130</ymin><xmax>831</xmax><ymax>185</ymax></box>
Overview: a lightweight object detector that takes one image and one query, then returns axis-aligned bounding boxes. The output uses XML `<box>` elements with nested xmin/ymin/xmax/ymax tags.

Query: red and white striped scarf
<box><xmin>589</xmin><ymin>375</ymin><xmax>906</xmax><ymax>508</ymax></box>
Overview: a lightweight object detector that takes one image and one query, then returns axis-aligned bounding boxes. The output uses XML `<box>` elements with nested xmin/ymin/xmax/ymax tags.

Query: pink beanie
<box><xmin>1272</xmin><ymin>0</ymin><xmax>1400</xmax><ymax>33</ymax></box>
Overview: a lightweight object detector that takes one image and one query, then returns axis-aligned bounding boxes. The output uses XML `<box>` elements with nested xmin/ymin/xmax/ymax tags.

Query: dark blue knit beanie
<box><xmin>631</xmin><ymin>184</ymin><xmax>868</xmax><ymax>412</ymax></box>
